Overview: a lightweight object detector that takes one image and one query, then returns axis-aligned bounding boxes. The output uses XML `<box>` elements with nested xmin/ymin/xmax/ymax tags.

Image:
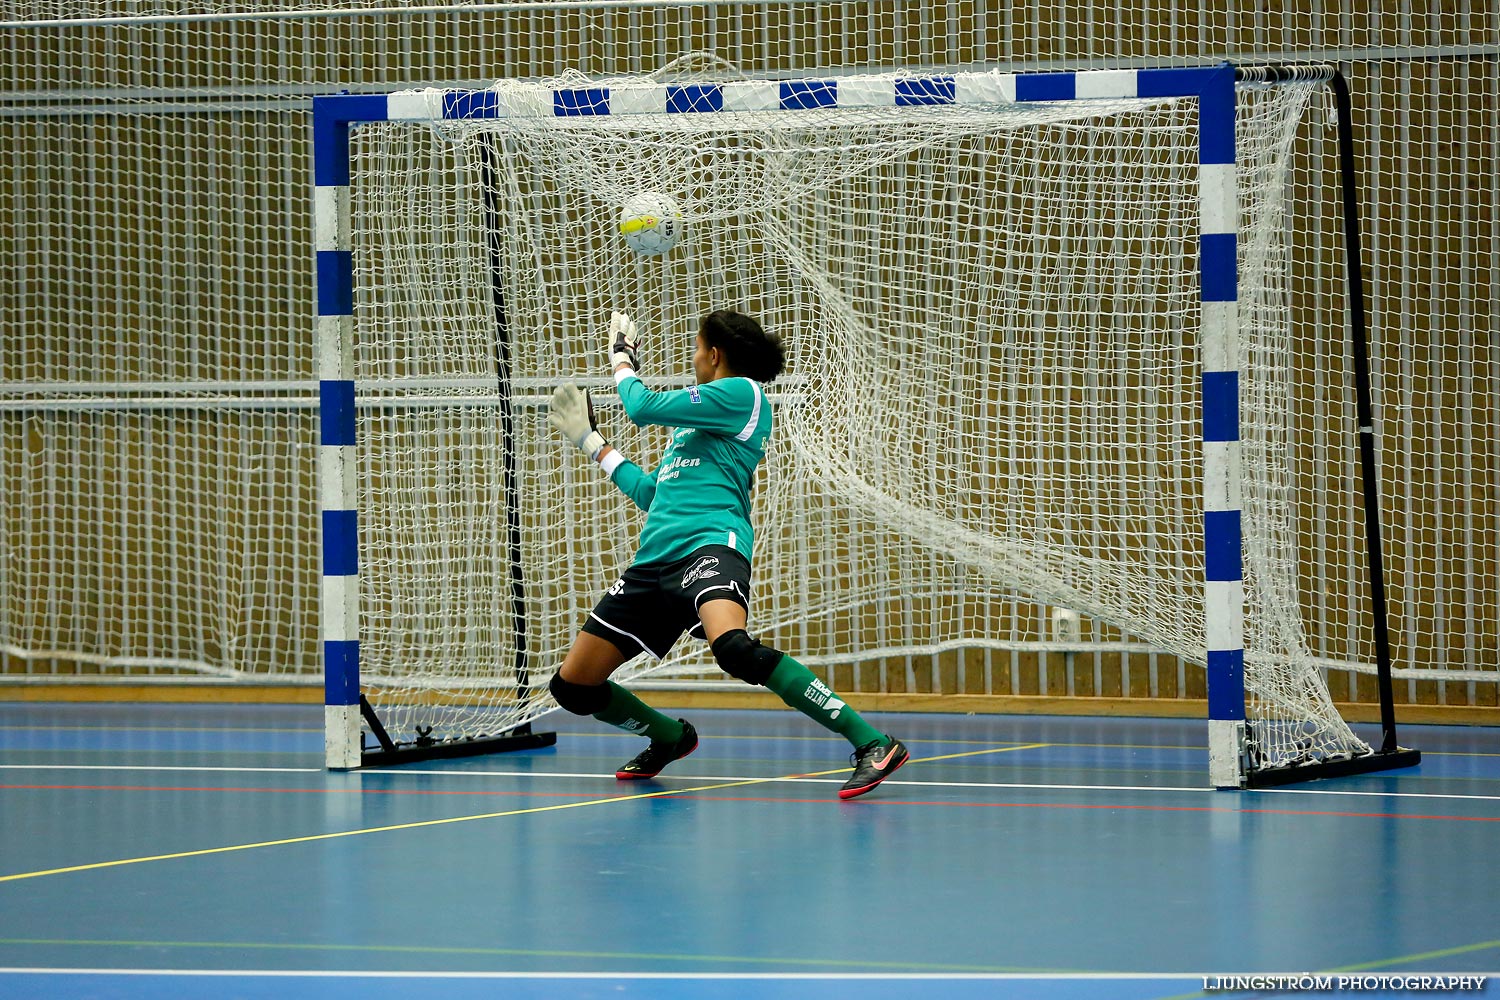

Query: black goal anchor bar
<box><xmin>359</xmin><ymin>695</ymin><xmax>556</xmax><ymax>767</ymax></box>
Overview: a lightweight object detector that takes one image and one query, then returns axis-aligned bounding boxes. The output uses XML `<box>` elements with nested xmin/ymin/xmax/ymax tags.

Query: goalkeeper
<box><xmin>545</xmin><ymin>309</ymin><xmax>909</xmax><ymax>799</ymax></box>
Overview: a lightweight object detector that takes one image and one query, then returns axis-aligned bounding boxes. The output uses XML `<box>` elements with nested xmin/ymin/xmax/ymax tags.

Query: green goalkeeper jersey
<box><xmin>609</xmin><ymin>372</ymin><xmax>772</xmax><ymax>568</ymax></box>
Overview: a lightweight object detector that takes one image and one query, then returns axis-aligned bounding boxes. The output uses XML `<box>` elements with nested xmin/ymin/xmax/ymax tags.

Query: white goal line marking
<box><xmin>0</xmin><ymin>968</ymin><xmax>1219</xmax><ymax>981</ymax></box>
<box><xmin>366</xmin><ymin>770</ymin><xmax>1500</xmax><ymax>804</ymax></box>
<box><xmin>3</xmin><ymin>763</ymin><xmax>1497</xmax><ymax>803</ymax></box>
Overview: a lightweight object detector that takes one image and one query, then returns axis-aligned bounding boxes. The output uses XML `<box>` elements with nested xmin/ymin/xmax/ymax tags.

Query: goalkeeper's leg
<box><xmin>551</xmin><ymin>631</ymin><xmax>687</xmax><ymax>745</ymax></box>
<box><xmin>700</xmin><ymin>599</ymin><xmax>909</xmax><ymax>797</ymax></box>
<box><xmin>551</xmin><ymin>567</ymin><xmax>703</xmax><ymax>777</ymax></box>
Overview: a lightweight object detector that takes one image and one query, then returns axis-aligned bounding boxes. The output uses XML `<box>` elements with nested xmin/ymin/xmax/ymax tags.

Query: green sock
<box><xmin>764</xmin><ymin>654</ymin><xmax>885</xmax><ymax>749</ymax></box>
<box><xmin>592</xmin><ymin>681</ymin><xmax>685</xmax><ymax>744</ymax></box>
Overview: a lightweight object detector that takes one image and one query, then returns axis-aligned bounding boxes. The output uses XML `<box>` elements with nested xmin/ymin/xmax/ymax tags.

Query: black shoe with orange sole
<box><xmin>839</xmin><ymin>736</ymin><xmax>910</xmax><ymax>799</ymax></box>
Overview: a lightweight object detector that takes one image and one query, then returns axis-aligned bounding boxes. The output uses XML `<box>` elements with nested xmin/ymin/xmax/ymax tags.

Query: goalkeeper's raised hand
<box><xmin>547</xmin><ymin>384</ymin><xmax>606</xmax><ymax>461</ymax></box>
<box><xmin>609</xmin><ymin>310</ymin><xmax>642</xmax><ymax>376</ymax></box>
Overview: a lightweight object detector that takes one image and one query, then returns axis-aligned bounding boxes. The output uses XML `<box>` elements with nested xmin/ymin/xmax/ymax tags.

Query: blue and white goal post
<box><xmin>312</xmin><ymin>62</ymin><xmax>1412</xmax><ymax>785</ymax></box>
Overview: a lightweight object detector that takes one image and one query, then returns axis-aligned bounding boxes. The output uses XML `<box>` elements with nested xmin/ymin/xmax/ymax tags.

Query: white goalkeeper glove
<box><xmin>608</xmin><ymin>310</ymin><xmax>642</xmax><ymax>376</ymax></box>
<box><xmin>547</xmin><ymin>383</ymin><xmax>606</xmax><ymax>461</ymax></box>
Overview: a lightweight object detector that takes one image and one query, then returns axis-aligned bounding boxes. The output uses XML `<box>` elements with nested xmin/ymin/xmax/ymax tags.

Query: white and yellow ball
<box><xmin>619</xmin><ymin>192</ymin><xmax>684</xmax><ymax>256</ymax></box>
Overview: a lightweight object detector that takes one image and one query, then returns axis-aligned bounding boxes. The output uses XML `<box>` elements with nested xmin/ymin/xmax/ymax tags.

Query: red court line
<box><xmin>0</xmin><ymin>784</ymin><xmax>616</xmax><ymax>800</ymax></box>
<box><xmin>4</xmin><ymin>783</ymin><xmax>1499</xmax><ymax>823</ymax></box>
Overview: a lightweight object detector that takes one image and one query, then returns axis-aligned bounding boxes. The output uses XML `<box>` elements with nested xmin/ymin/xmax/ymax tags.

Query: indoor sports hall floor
<box><xmin>1</xmin><ymin>702</ymin><xmax>1497</xmax><ymax>1000</ymax></box>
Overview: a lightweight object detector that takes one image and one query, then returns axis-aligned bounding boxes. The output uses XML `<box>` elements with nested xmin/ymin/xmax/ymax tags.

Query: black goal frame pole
<box><xmin>358</xmin><ymin>133</ymin><xmax>555</xmax><ymax>766</ymax></box>
<box><xmin>1331</xmin><ymin>68</ymin><xmax>1401</xmax><ymax>755</ymax></box>
<box><xmin>1235</xmin><ymin>64</ymin><xmax>1419</xmax><ymax>786</ymax></box>
<box><xmin>477</xmin><ymin>135</ymin><xmax>540</xmax><ymax>721</ymax></box>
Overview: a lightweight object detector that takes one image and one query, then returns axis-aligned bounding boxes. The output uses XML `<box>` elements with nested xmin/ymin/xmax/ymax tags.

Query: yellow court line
<box><xmin>0</xmin><ymin>936</ymin><xmax>1057</xmax><ymax>973</ymax></box>
<box><xmin>570</xmin><ymin>731</ymin><xmax>1050</xmax><ymax>748</ymax></box>
<box><xmin>744</xmin><ymin>743</ymin><xmax>1050</xmax><ymax>779</ymax></box>
<box><xmin>915</xmin><ymin>743</ymin><xmax>1052</xmax><ymax>764</ymax></box>
<box><xmin>0</xmin><ymin>741</ymin><xmax>1050</xmax><ymax>884</ymax></box>
<box><xmin>0</xmin><ymin>772</ymin><xmax>806</xmax><ymax>884</ymax></box>
<box><xmin>759</xmin><ymin>742</ymin><xmax>1049</xmax><ymax>779</ymax></box>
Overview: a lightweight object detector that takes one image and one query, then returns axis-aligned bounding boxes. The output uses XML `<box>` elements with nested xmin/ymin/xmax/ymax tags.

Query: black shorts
<box><xmin>582</xmin><ymin>545</ymin><xmax>751</xmax><ymax>659</ymax></box>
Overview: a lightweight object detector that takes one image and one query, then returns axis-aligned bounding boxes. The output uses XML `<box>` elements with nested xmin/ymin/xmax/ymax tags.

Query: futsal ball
<box><xmin>619</xmin><ymin>192</ymin><xmax>684</xmax><ymax>256</ymax></box>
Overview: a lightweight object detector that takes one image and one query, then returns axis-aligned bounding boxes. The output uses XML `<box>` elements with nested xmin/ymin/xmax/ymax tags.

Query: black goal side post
<box><xmin>357</xmin><ymin>133</ymin><xmax>557</xmax><ymax>767</ymax></box>
<box><xmin>1235</xmin><ymin>63</ymin><xmax>1420</xmax><ymax>787</ymax></box>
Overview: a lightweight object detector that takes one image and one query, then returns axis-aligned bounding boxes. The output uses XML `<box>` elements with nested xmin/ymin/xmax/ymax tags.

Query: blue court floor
<box><xmin>0</xmin><ymin>702</ymin><xmax>1497</xmax><ymax>1000</ymax></box>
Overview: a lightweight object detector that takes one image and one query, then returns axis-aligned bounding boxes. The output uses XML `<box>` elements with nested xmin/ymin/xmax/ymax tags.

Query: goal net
<box><xmin>327</xmin><ymin>67</ymin><xmax>1373</xmax><ymax>783</ymax></box>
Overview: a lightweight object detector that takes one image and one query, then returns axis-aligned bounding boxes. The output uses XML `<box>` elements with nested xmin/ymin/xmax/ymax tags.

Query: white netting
<box><xmin>346</xmin><ymin>73</ymin><xmax>1364</xmax><ymax>768</ymax></box>
<box><xmin>0</xmin><ymin>110</ymin><xmax>317</xmax><ymax>681</ymax></box>
<box><xmin>3</xmin><ymin>3</ymin><xmax>1495</xmax><ymax>733</ymax></box>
